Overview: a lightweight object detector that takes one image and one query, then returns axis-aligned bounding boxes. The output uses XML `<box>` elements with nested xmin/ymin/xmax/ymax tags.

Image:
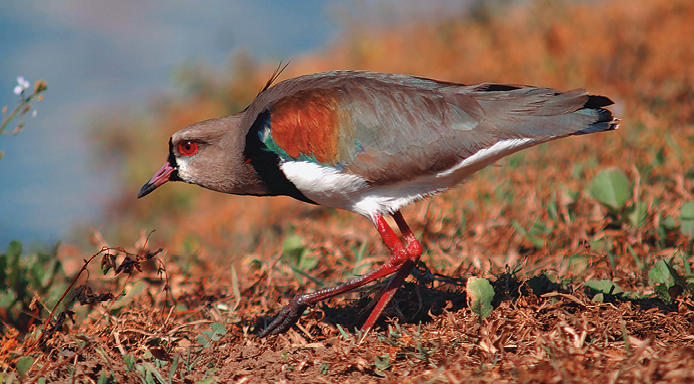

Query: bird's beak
<box><xmin>137</xmin><ymin>162</ymin><xmax>176</xmax><ymax>198</ymax></box>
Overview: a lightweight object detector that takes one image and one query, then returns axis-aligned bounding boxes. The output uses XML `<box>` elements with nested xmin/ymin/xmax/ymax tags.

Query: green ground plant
<box><xmin>0</xmin><ymin>240</ymin><xmax>68</xmax><ymax>333</ymax></box>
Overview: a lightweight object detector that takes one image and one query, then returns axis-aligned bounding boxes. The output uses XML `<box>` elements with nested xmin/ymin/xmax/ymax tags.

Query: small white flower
<box><xmin>33</xmin><ymin>110</ymin><xmax>37</xmax><ymax>117</ymax></box>
<box><xmin>13</xmin><ymin>76</ymin><xmax>31</xmax><ymax>95</ymax></box>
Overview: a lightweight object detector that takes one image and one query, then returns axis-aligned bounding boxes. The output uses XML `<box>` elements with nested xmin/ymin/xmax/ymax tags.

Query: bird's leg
<box><xmin>258</xmin><ymin>212</ymin><xmax>419</xmax><ymax>337</ymax></box>
<box><xmin>393</xmin><ymin>211</ymin><xmax>423</xmax><ymax>258</ymax></box>
<box><xmin>360</xmin><ymin>211</ymin><xmax>423</xmax><ymax>331</ymax></box>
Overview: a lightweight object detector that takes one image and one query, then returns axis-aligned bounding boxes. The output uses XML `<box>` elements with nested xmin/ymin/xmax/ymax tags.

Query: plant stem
<box><xmin>0</xmin><ymin>99</ymin><xmax>27</xmax><ymax>135</ymax></box>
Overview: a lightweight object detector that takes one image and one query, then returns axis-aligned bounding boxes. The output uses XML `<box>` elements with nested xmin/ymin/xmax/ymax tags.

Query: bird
<box><xmin>137</xmin><ymin>69</ymin><xmax>618</xmax><ymax>337</ymax></box>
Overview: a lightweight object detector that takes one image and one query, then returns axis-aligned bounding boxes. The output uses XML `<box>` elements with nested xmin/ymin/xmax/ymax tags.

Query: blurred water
<box><xmin>0</xmin><ymin>0</ymin><xmax>348</xmax><ymax>249</ymax></box>
<box><xmin>0</xmin><ymin>0</ymin><xmax>473</xmax><ymax>249</ymax></box>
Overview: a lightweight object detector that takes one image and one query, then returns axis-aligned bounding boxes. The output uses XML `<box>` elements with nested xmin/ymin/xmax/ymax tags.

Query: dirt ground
<box><xmin>8</xmin><ymin>195</ymin><xmax>694</xmax><ymax>383</ymax></box>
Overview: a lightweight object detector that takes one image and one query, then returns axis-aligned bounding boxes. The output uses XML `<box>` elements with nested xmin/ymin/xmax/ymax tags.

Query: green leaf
<box><xmin>589</xmin><ymin>169</ymin><xmax>631</xmax><ymax>211</ymax></box>
<box><xmin>6</xmin><ymin>240</ymin><xmax>23</xmax><ymax>261</ymax></box>
<box><xmin>349</xmin><ymin>241</ymin><xmax>370</xmax><ymax>277</ymax></box>
<box><xmin>512</xmin><ymin>220</ymin><xmax>545</xmax><ymax>248</ymax></box>
<box><xmin>97</xmin><ymin>369</ymin><xmax>110</xmax><ymax>384</ymax></box>
<box><xmin>466</xmin><ymin>277</ymin><xmax>494</xmax><ymax>319</ymax></box>
<box><xmin>662</xmin><ymin>215</ymin><xmax>677</xmax><ymax>230</ymax></box>
<box><xmin>628</xmin><ymin>201</ymin><xmax>648</xmax><ymax>229</ymax></box>
<box><xmin>679</xmin><ymin>201</ymin><xmax>694</xmax><ymax>238</ymax></box>
<box><xmin>199</xmin><ymin>322</ymin><xmax>227</xmax><ymax>346</ymax></box>
<box><xmin>567</xmin><ymin>254</ymin><xmax>592</xmax><ymax>274</ymax></box>
<box><xmin>36</xmin><ymin>250</ymin><xmax>51</xmax><ymax>264</ymax></box>
<box><xmin>681</xmin><ymin>252</ymin><xmax>692</xmax><ymax>276</ymax></box>
<box><xmin>511</xmin><ymin>220</ymin><xmax>527</xmax><ymax>237</ymax></box>
<box><xmin>373</xmin><ymin>354</ymin><xmax>391</xmax><ymax>371</ymax></box>
<box><xmin>648</xmin><ymin>259</ymin><xmax>677</xmax><ymax>287</ymax></box>
<box><xmin>143</xmin><ymin>362</ymin><xmax>167</xmax><ymax>384</ymax></box>
<box><xmin>168</xmin><ymin>354</ymin><xmax>180</xmax><ymax>384</ymax></box>
<box><xmin>648</xmin><ymin>259</ymin><xmax>685</xmax><ymax>303</ymax></box>
<box><xmin>197</xmin><ymin>334</ymin><xmax>210</xmax><ymax>347</ymax></box>
<box><xmin>0</xmin><ymin>289</ymin><xmax>17</xmax><ymax>308</ymax></box>
<box><xmin>124</xmin><ymin>354</ymin><xmax>136</xmax><ymax>372</ymax></box>
<box><xmin>287</xmin><ymin>263</ymin><xmax>326</xmax><ymax>288</ymax></box>
<box><xmin>145</xmin><ymin>368</ymin><xmax>157</xmax><ymax>384</ymax></box>
<box><xmin>16</xmin><ymin>356</ymin><xmax>34</xmax><ymax>378</ymax></box>
<box><xmin>8</xmin><ymin>242</ymin><xmax>23</xmax><ymax>289</ymax></box>
<box><xmin>626</xmin><ymin>243</ymin><xmax>645</xmax><ymax>272</ymax></box>
<box><xmin>282</xmin><ymin>235</ymin><xmax>306</xmax><ymax>267</ymax></box>
<box><xmin>547</xmin><ymin>199</ymin><xmax>559</xmax><ymax>223</ymax></box>
<box><xmin>653</xmin><ymin>284</ymin><xmax>673</xmax><ymax>303</ymax></box>
<box><xmin>584</xmin><ymin>280</ymin><xmax>623</xmax><ymax>296</ymax></box>
<box><xmin>335</xmin><ymin>323</ymin><xmax>350</xmax><ymax>341</ymax></box>
<box><xmin>299</xmin><ymin>255</ymin><xmax>319</xmax><ymax>271</ymax></box>
<box><xmin>210</xmin><ymin>322</ymin><xmax>226</xmax><ymax>338</ymax></box>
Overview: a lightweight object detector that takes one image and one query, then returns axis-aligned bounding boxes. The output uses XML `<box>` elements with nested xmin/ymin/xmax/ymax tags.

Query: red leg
<box><xmin>361</xmin><ymin>211</ymin><xmax>423</xmax><ymax>330</ymax></box>
<box><xmin>258</xmin><ymin>211</ymin><xmax>422</xmax><ymax>337</ymax></box>
<box><xmin>393</xmin><ymin>211</ymin><xmax>423</xmax><ymax>258</ymax></box>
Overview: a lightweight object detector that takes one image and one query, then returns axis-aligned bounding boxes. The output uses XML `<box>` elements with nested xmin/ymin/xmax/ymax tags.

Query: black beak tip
<box><xmin>137</xmin><ymin>182</ymin><xmax>156</xmax><ymax>199</ymax></box>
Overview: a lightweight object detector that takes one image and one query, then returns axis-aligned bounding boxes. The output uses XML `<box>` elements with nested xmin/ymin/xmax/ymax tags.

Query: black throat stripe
<box><xmin>243</xmin><ymin>110</ymin><xmax>316</xmax><ymax>204</ymax></box>
<box><xmin>167</xmin><ymin>138</ymin><xmax>182</xmax><ymax>182</ymax></box>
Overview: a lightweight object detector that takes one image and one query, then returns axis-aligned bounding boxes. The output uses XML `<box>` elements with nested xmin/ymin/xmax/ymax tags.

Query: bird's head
<box><xmin>137</xmin><ymin>114</ymin><xmax>265</xmax><ymax>198</ymax></box>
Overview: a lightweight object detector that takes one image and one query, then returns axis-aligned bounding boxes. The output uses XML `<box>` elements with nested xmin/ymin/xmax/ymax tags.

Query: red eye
<box><xmin>178</xmin><ymin>141</ymin><xmax>198</xmax><ymax>156</ymax></box>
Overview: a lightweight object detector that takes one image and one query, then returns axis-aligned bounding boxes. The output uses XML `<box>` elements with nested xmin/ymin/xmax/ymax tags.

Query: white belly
<box><xmin>280</xmin><ymin>137</ymin><xmax>540</xmax><ymax>222</ymax></box>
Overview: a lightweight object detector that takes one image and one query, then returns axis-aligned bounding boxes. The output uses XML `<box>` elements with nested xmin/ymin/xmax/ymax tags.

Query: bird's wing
<box><xmin>252</xmin><ymin>72</ymin><xmax>614</xmax><ymax>186</ymax></box>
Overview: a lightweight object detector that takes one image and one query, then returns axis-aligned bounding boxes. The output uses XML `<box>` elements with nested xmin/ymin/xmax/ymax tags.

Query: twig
<box><xmin>113</xmin><ymin>330</ymin><xmax>126</xmax><ymax>356</ymax></box>
<box><xmin>540</xmin><ymin>292</ymin><xmax>587</xmax><ymax>307</ymax></box>
<box><xmin>43</xmin><ymin>247</ymin><xmax>109</xmax><ymax>331</ymax></box>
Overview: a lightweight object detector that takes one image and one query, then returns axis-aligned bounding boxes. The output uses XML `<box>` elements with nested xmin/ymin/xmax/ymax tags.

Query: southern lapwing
<box><xmin>137</xmin><ymin>70</ymin><xmax>619</xmax><ymax>336</ymax></box>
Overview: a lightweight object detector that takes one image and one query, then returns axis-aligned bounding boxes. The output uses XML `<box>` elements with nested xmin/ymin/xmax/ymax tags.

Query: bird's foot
<box><xmin>257</xmin><ymin>295</ymin><xmax>309</xmax><ymax>337</ymax></box>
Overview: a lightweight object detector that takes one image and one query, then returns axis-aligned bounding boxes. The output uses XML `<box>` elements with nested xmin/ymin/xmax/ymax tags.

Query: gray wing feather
<box><xmin>250</xmin><ymin>71</ymin><xmax>617</xmax><ymax>185</ymax></box>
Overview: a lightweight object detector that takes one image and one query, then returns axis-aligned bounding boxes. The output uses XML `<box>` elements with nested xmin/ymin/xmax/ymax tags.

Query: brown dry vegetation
<box><xmin>3</xmin><ymin>0</ymin><xmax>694</xmax><ymax>382</ymax></box>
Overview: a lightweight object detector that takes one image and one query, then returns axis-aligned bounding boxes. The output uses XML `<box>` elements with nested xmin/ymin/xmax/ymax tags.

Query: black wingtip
<box><xmin>584</xmin><ymin>95</ymin><xmax>614</xmax><ymax>109</ymax></box>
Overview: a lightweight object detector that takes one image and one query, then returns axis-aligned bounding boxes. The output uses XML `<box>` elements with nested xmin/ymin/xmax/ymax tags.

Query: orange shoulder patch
<box><xmin>269</xmin><ymin>89</ymin><xmax>346</xmax><ymax>166</ymax></box>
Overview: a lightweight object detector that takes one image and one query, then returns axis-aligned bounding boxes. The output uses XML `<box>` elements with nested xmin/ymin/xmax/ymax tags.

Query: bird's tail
<box><xmin>461</xmin><ymin>84</ymin><xmax>620</xmax><ymax>140</ymax></box>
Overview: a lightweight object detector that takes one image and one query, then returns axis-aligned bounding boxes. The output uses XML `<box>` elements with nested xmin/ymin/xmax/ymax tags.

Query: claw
<box><xmin>258</xmin><ymin>296</ymin><xmax>309</xmax><ymax>337</ymax></box>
